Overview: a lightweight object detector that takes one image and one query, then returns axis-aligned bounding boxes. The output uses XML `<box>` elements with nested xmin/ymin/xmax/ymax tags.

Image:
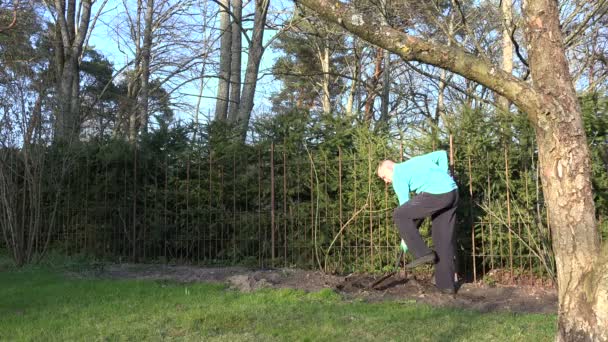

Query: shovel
<box><xmin>370</xmin><ymin>248</ymin><xmax>406</xmax><ymax>289</ymax></box>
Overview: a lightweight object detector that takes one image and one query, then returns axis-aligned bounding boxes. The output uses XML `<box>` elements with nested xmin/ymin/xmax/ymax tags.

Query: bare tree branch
<box><xmin>298</xmin><ymin>0</ymin><xmax>542</xmax><ymax>118</ymax></box>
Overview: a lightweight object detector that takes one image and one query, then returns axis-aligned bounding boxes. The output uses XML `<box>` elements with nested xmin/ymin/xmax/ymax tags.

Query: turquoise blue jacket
<box><xmin>391</xmin><ymin>150</ymin><xmax>458</xmax><ymax>205</ymax></box>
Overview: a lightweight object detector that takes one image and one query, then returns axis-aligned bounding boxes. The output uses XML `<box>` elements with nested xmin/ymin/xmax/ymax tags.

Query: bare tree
<box><xmin>49</xmin><ymin>0</ymin><xmax>94</xmax><ymax>142</ymax></box>
<box><xmin>109</xmin><ymin>0</ymin><xmax>209</xmax><ymax>139</ymax></box>
<box><xmin>0</xmin><ymin>5</ymin><xmax>66</xmax><ymax>265</ymax></box>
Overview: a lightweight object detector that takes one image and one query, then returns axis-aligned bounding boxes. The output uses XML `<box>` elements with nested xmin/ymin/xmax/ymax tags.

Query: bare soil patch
<box><xmin>93</xmin><ymin>264</ymin><xmax>557</xmax><ymax>314</ymax></box>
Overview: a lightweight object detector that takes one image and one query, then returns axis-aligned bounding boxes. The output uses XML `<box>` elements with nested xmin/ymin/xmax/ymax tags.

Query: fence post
<box><xmin>123</xmin><ymin>152</ymin><xmax>128</xmax><ymax>259</ymax></box>
<box><xmin>338</xmin><ymin>147</ymin><xmax>343</xmax><ymax>269</ymax></box>
<box><xmin>132</xmin><ymin>144</ymin><xmax>137</xmax><ymax>261</ymax></box>
<box><xmin>271</xmin><ymin>143</ymin><xmax>275</xmax><ymax>265</ymax></box>
<box><xmin>179</xmin><ymin>160</ymin><xmax>184</xmax><ymax>261</ymax></box>
<box><xmin>187</xmin><ymin>155</ymin><xmax>191</xmax><ymax>261</ymax></box>
<box><xmin>468</xmin><ymin>152</ymin><xmax>476</xmax><ymax>283</ymax></box>
<box><xmin>368</xmin><ymin>145</ymin><xmax>374</xmax><ymax>270</ymax></box>
<box><xmin>524</xmin><ymin>164</ymin><xmax>532</xmax><ymax>273</ymax></box>
<box><xmin>104</xmin><ymin>160</ymin><xmax>109</xmax><ymax>259</ymax></box>
<box><xmin>310</xmin><ymin>148</ymin><xmax>315</xmax><ymax>267</ymax></box>
<box><xmin>505</xmin><ymin>144</ymin><xmax>513</xmax><ymax>283</ymax></box>
<box><xmin>258</xmin><ymin>148</ymin><xmax>262</xmax><ymax>267</ymax></box>
<box><xmin>165</xmin><ymin>154</ymin><xmax>169</xmax><ymax>262</ymax></box>
<box><xmin>352</xmin><ymin>152</ymin><xmax>358</xmax><ymax>266</ymax></box>
<box><xmin>142</xmin><ymin>150</ymin><xmax>148</xmax><ymax>260</ymax></box>
<box><xmin>487</xmin><ymin>151</ymin><xmax>494</xmax><ymax>270</ymax></box>
<box><xmin>85</xmin><ymin>153</ymin><xmax>89</xmax><ymax>256</ymax></box>
<box><xmin>232</xmin><ymin>150</ymin><xmax>236</xmax><ymax>262</ymax></box>
<box><xmin>283</xmin><ymin>143</ymin><xmax>287</xmax><ymax>266</ymax></box>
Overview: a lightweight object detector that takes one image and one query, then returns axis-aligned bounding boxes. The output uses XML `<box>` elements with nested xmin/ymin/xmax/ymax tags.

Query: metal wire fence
<box><xmin>5</xmin><ymin>140</ymin><xmax>579</xmax><ymax>284</ymax></box>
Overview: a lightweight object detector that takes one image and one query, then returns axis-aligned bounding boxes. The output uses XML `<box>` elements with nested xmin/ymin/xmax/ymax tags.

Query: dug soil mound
<box><xmin>95</xmin><ymin>264</ymin><xmax>557</xmax><ymax>314</ymax></box>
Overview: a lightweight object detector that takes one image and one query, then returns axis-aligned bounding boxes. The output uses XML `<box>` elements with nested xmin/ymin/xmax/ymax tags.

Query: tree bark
<box><xmin>123</xmin><ymin>0</ymin><xmax>156</xmax><ymax>141</ymax></box>
<box><xmin>236</xmin><ymin>0</ymin><xmax>269</xmax><ymax>140</ymax></box>
<box><xmin>124</xmin><ymin>0</ymin><xmax>143</xmax><ymax>140</ymax></box>
<box><xmin>377</xmin><ymin>0</ymin><xmax>390</xmax><ymax>127</ymax></box>
<box><xmin>378</xmin><ymin>51</ymin><xmax>390</xmax><ymax>125</ymax></box>
<box><xmin>137</xmin><ymin>0</ymin><xmax>154</xmax><ymax>135</ymax></box>
<box><xmin>228</xmin><ymin>0</ymin><xmax>242</xmax><ymax>122</ymax></box>
<box><xmin>363</xmin><ymin>48</ymin><xmax>383</xmax><ymax>122</ymax></box>
<box><xmin>522</xmin><ymin>1</ymin><xmax>605</xmax><ymax>340</ymax></box>
<box><xmin>345</xmin><ymin>38</ymin><xmax>359</xmax><ymax>116</ymax></box>
<box><xmin>52</xmin><ymin>0</ymin><xmax>93</xmax><ymax>143</ymax></box>
<box><xmin>317</xmin><ymin>39</ymin><xmax>331</xmax><ymax>114</ymax></box>
<box><xmin>214</xmin><ymin>0</ymin><xmax>232</xmax><ymax>121</ymax></box>
<box><xmin>298</xmin><ymin>0</ymin><xmax>608</xmax><ymax>339</ymax></box>
<box><xmin>498</xmin><ymin>0</ymin><xmax>513</xmax><ymax>111</ymax></box>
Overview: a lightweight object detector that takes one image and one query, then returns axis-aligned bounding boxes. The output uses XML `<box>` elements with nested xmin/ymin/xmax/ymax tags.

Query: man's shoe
<box><xmin>405</xmin><ymin>252</ymin><xmax>436</xmax><ymax>269</ymax></box>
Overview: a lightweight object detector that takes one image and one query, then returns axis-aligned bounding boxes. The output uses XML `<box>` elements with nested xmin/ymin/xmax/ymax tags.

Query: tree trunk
<box><xmin>214</xmin><ymin>0</ymin><xmax>232</xmax><ymax>121</ymax></box>
<box><xmin>127</xmin><ymin>75</ymin><xmax>140</xmax><ymax>141</ymax></box>
<box><xmin>227</xmin><ymin>0</ymin><xmax>242</xmax><ymax>122</ymax></box>
<box><xmin>138</xmin><ymin>0</ymin><xmax>154</xmax><ymax>135</ymax></box>
<box><xmin>378</xmin><ymin>50</ymin><xmax>390</xmax><ymax>124</ymax></box>
<box><xmin>433</xmin><ymin>68</ymin><xmax>447</xmax><ymax>141</ymax></box>
<box><xmin>434</xmin><ymin>12</ymin><xmax>454</xmax><ymax>136</ymax></box>
<box><xmin>345</xmin><ymin>38</ymin><xmax>359</xmax><ymax>116</ymax></box>
<box><xmin>377</xmin><ymin>0</ymin><xmax>390</xmax><ymax>126</ymax></box>
<box><xmin>523</xmin><ymin>0</ymin><xmax>606</xmax><ymax>340</ymax></box>
<box><xmin>363</xmin><ymin>48</ymin><xmax>383</xmax><ymax>122</ymax></box>
<box><xmin>55</xmin><ymin>57</ymin><xmax>76</xmax><ymax>141</ymax></box>
<box><xmin>236</xmin><ymin>0</ymin><xmax>269</xmax><ymax>140</ymax></box>
<box><xmin>52</xmin><ymin>0</ymin><xmax>92</xmax><ymax>143</ymax></box>
<box><xmin>319</xmin><ymin>39</ymin><xmax>331</xmax><ymax>114</ymax></box>
<box><xmin>498</xmin><ymin>0</ymin><xmax>513</xmax><ymax>111</ymax></box>
<box><xmin>124</xmin><ymin>0</ymin><xmax>155</xmax><ymax>141</ymax></box>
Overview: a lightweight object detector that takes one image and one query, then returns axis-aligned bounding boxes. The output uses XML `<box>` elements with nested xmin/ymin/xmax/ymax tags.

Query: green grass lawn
<box><xmin>0</xmin><ymin>260</ymin><xmax>556</xmax><ymax>341</ymax></box>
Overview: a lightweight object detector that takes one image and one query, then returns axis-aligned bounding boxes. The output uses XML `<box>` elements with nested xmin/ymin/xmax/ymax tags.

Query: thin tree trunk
<box><xmin>345</xmin><ymin>39</ymin><xmax>359</xmax><ymax>116</ymax></box>
<box><xmin>498</xmin><ymin>0</ymin><xmax>513</xmax><ymax>111</ymax></box>
<box><xmin>227</xmin><ymin>0</ymin><xmax>242</xmax><ymax>121</ymax></box>
<box><xmin>193</xmin><ymin>62</ymin><xmax>208</xmax><ymax>141</ymax></box>
<box><xmin>138</xmin><ymin>0</ymin><xmax>154</xmax><ymax>135</ymax></box>
<box><xmin>434</xmin><ymin>12</ymin><xmax>454</xmax><ymax>136</ymax></box>
<box><xmin>214</xmin><ymin>0</ymin><xmax>232</xmax><ymax>121</ymax></box>
<box><xmin>127</xmin><ymin>0</ymin><xmax>143</xmax><ymax>141</ymax></box>
<box><xmin>378</xmin><ymin>0</ymin><xmax>390</xmax><ymax>126</ymax></box>
<box><xmin>319</xmin><ymin>39</ymin><xmax>331</xmax><ymax>114</ymax></box>
<box><xmin>432</xmin><ymin>68</ymin><xmax>447</xmax><ymax>141</ymax></box>
<box><xmin>236</xmin><ymin>0</ymin><xmax>269</xmax><ymax>140</ymax></box>
<box><xmin>364</xmin><ymin>48</ymin><xmax>383</xmax><ymax>122</ymax></box>
<box><xmin>378</xmin><ymin>51</ymin><xmax>390</xmax><ymax>124</ymax></box>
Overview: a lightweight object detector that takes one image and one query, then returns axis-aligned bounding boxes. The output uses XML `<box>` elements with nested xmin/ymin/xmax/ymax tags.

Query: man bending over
<box><xmin>377</xmin><ymin>150</ymin><xmax>459</xmax><ymax>294</ymax></box>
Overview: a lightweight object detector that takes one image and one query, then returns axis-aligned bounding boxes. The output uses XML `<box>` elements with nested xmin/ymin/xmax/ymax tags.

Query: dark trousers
<box><xmin>393</xmin><ymin>190</ymin><xmax>459</xmax><ymax>290</ymax></box>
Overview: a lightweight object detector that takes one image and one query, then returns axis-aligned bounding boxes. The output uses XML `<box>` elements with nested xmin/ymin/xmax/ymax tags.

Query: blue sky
<box><xmin>87</xmin><ymin>0</ymin><xmax>287</xmax><ymax>124</ymax></box>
